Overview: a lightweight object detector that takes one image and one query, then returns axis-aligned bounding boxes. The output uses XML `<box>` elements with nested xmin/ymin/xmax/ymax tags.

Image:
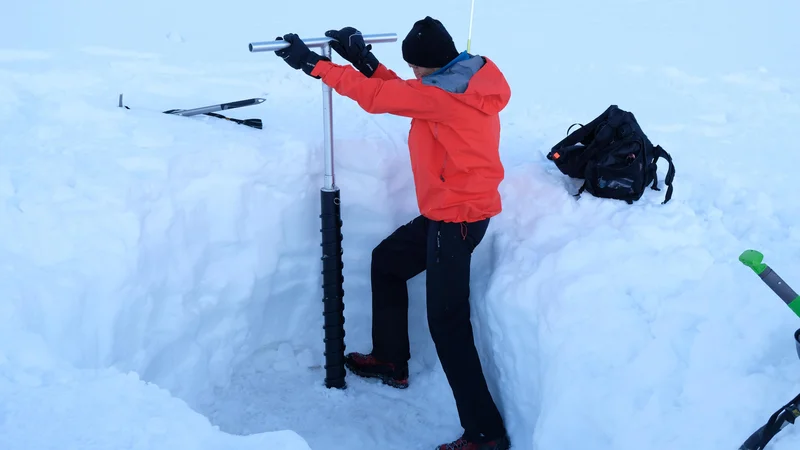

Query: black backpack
<box><xmin>546</xmin><ymin>105</ymin><xmax>676</xmax><ymax>204</ymax></box>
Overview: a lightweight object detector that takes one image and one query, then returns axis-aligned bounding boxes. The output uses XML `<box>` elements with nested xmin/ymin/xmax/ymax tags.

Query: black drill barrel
<box><xmin>320</xmin><ymin>188</ymin><xmax>346</xmax><ymax>389</ymax></box>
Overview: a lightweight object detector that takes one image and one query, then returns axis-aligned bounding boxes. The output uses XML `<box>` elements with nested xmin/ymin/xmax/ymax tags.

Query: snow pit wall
<box><xmin>0</xmin><ymin>101</ymin><xmax>331</xmax><ymax>406</ymax></box>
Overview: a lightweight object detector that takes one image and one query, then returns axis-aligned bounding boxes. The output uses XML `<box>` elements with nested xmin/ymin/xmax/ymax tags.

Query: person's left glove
<box><xmin>275</xmin><ymin>33</ymin><xmax>330</xmax><ymax>78</ymax></box>
<box><xmin>324</xmin><ymin>27</ymin><xmax>379</xmax><ymax>78</ymax></box>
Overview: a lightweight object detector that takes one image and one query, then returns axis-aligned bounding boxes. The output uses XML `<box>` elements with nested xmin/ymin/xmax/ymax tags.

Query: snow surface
<box><xmin>2</xmin><ymin>0</ymin><xmax>800</xmax><ymax>449</ymax></box>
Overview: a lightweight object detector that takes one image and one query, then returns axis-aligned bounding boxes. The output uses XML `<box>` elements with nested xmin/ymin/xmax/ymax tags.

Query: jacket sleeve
<box><xmin>310</xmin><ymin>61</ymin><xmax>456</xmax><ymax>122</ymax></box>
<box><xmin>371</xmin><ymin>63</ymin><xmax>401</xmax><ymax>81</ymax></box>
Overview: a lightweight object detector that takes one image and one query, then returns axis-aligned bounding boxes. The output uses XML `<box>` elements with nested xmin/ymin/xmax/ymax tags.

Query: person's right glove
<box><xmin>324</xmin><ymin>27</ymin><xmax>380</xmax><ymax>78</ymax></box>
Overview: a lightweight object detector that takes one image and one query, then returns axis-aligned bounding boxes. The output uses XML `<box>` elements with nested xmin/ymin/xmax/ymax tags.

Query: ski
<box><xmin>118</xmin><ymin>94</ymin><xmax>264</xmax><ymax>130</ymax></box>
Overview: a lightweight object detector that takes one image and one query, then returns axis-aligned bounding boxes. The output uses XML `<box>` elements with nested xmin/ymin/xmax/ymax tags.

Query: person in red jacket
<box><xmin>274</xmin><ymin>16</ymin><xmax>511</xmax><ymax>450</ymax></box>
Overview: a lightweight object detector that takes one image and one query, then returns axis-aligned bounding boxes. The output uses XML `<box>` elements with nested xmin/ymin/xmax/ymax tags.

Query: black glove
<box><xmin>275</xmin><ymin>33</ymin><xmax>329</xmax><ymax>78</ymax></box>
<box><xmin>324</xmin><ymin>27</ymin><xmax>379</xmax><ymax>77</ymax></box>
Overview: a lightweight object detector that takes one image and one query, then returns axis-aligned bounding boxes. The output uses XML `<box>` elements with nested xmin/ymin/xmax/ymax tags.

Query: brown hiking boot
<box><xmin>435</xmin><ymin>433</ymin><xmax>511</xmax><ymax>450</ymax></box>
<box><xmin>344</xmin><ymin>352</ymin><xmax>408</xmax><ymax>389</ymax></box>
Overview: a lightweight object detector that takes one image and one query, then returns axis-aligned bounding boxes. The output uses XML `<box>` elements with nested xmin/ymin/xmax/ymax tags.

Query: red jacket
<box><xmin>311</xmin><ymin>54</ymin><xmax>511</xmax><ymax>223</ymax></box>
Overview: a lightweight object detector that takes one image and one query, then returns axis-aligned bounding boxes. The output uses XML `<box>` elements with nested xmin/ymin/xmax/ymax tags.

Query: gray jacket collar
<box><xmin>421</xmin><ymin>54</ymin><xmax>486</xmax><ymax>94</ymax></box>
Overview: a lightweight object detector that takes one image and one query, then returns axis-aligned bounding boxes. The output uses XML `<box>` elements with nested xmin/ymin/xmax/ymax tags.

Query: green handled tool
<box><xmin>739</xmin><ymin>249</ymin><xmax>800</xmax><ymax>317</ymax></box>
<box><xmin>738</xmin><ymin>249</ymin><xmax>800</xmax><ymax>450</ymax></box>
<box><xmin>738</xmin><ymin>394</ymin><xmax>800</xmax><ymax>450</ymax></box>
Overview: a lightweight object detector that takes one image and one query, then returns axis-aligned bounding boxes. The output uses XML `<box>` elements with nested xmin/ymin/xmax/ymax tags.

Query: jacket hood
<box><xmin>421</xmin><ymin>52</ymin><xmax>511</xmax><ymax>114</ymax></box>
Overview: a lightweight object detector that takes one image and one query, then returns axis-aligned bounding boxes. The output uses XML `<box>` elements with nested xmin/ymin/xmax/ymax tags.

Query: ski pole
<box><xmin>739</xmin><ymin>250</ymin><xmax>800</xmax><ymax>317</ymax></box>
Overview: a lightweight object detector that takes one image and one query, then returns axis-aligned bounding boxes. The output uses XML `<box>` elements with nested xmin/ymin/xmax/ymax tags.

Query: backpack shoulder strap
<box><xmin>653</xmin><ymin>145</ymin><xmax>676</xmax><ymax>204</ymax></box>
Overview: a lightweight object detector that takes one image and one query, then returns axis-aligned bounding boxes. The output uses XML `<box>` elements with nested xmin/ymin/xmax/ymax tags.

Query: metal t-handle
<box><xmin>248</xmin><ymin>33</ymin><xmax>398</xmax><ymax>53</ymax></box>
<box><xmin>248</xmin><ymin>32</ymin><xmax>398</xmax><ymax>190</ymax></box>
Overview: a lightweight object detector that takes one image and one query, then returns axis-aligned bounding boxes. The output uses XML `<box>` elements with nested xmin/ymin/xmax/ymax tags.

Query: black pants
<box><xmin>370</xmin><ymin>215</ymin><xmax>506</xmax><ymax>439</ymax></box>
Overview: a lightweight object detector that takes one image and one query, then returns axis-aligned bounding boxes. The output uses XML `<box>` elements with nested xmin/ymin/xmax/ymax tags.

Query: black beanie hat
<box><xmin>402</xmin><ymin>16</ymin><xmax>460</xmax><ymax>69</ymax></box>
